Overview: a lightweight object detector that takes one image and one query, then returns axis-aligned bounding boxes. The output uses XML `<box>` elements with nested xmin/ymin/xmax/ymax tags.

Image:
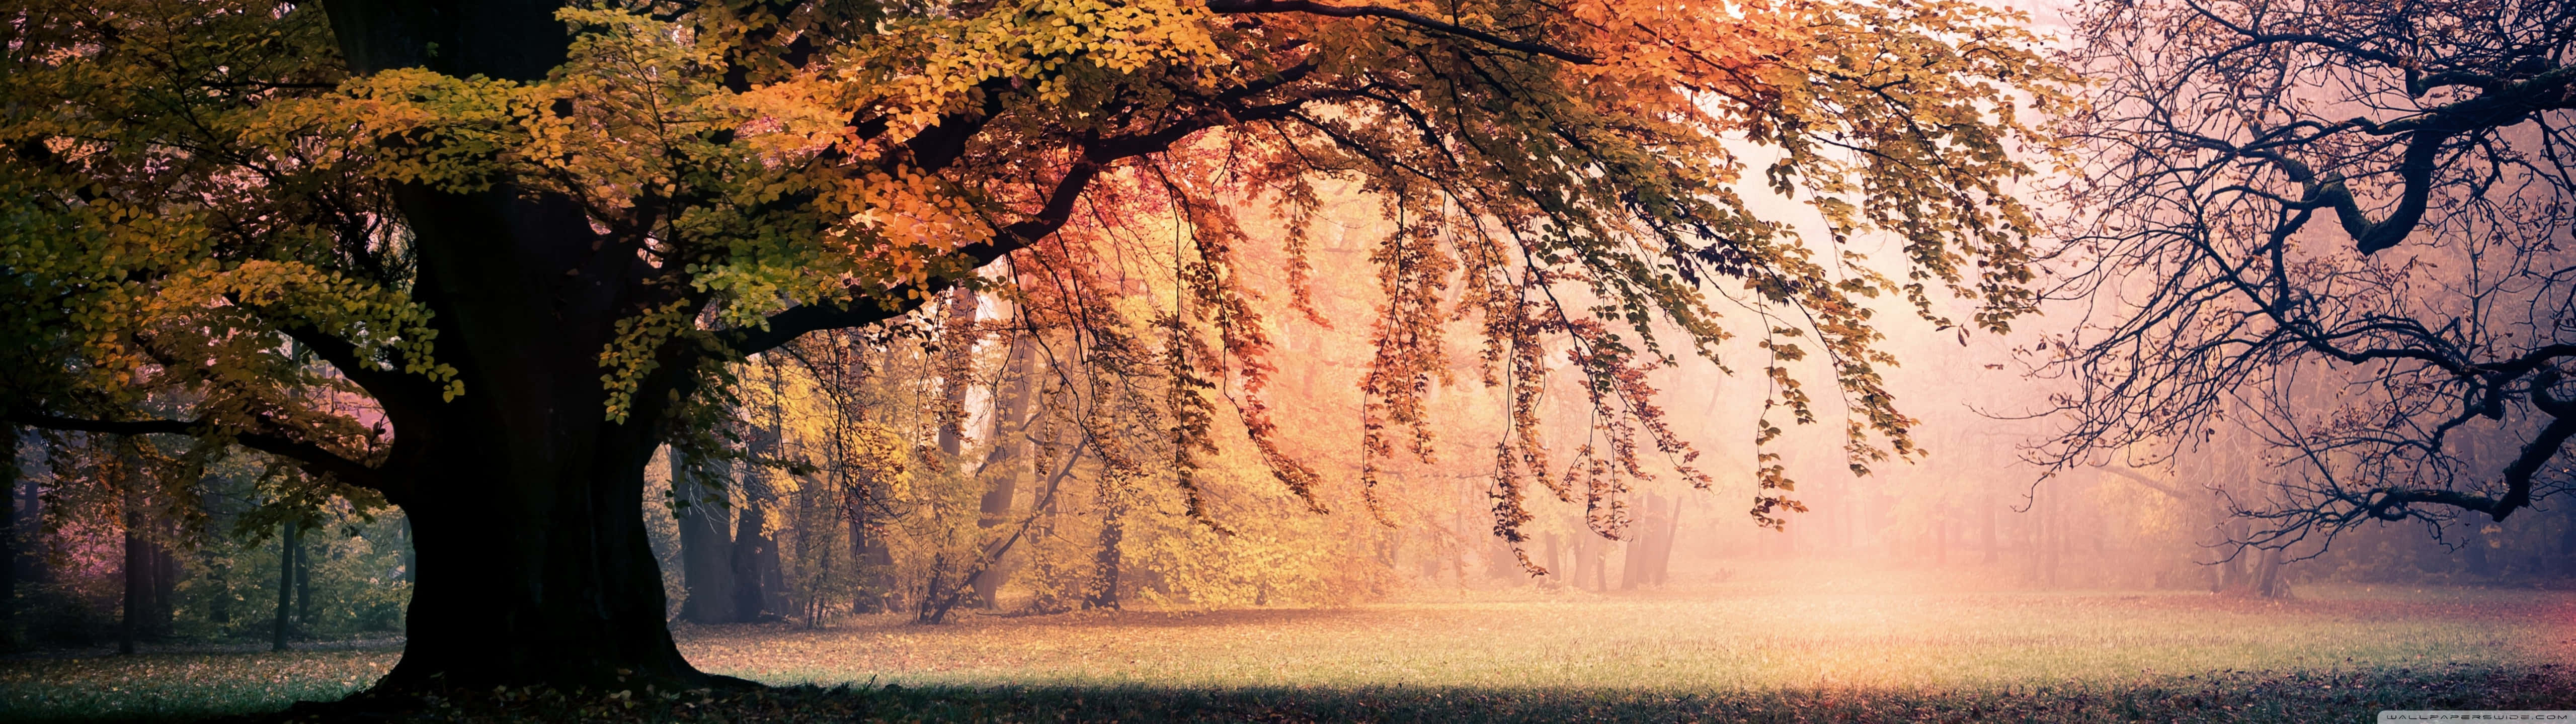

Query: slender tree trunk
<box><xmin>0</xmin><ymin>425</ymin><xmax>16</xmax><ymax>632</ymax></box>
<box><xmin>120</xmin><ymin>497</ymin><xmax>141</xmax><ymax>656</ymax></box>
<box><xmin>17</xmin><ymin>456</ymin><xmax>41</xmax><ymax>589</ymax></box>
<box><xmin>208</xmin><ymin>556</ymin><xmax>229</xmax><ymax>626</ymax></box>
<box><xmin>2560</xmin><ymin>508</ymin><xmax>2576</xmax><ymax>577</ymax></box>
<box><xmin>150</xmin><ymin>535</ymin><xmax>175</xmax><ymax>637</ymax></box>
<box><xmin>2464</xmin><ymin>529</ymin><xmax>2496</xmax><ymax>577</ymax></box>
<box><xmin>274</xmin><ymin>519</ymin><xmax>296</xmax><ymax>652</ymax></box>
<box><xmin>972</xmin><ymin>333</ymin><xmax>1037</xmax><ymax>608</ymax></box>
<box><xmin>935</xmin><ymin>286</ymin><xmax>978</xmax><ymax>460</ymax></box>
<box><xmin>1087</xmin><ymin>508</ymin><xmax>1123</xmax><ymax>610</ymax></box>
<box><xmin>294</xmin><ymin>524</ymin><xmax>312</xmax><ymax>625</ymax></box>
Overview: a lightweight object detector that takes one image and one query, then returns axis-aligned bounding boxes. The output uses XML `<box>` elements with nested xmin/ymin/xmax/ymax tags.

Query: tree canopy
<box><xmin>1</xmin><ymin>0</ymin><xmax>2064</xmax><ymax>691</ymax></box>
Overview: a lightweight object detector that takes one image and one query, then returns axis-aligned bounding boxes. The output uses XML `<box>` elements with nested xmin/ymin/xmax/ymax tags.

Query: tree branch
<box><xmin>3</xmin><ymin>412</ymin><xmax>386</xmax><ymax>491</ymax></box>
<box><xmin>1205</xmin><ymin>0</ymin><xmax>1595</xmax><ymax>64</ymax></box>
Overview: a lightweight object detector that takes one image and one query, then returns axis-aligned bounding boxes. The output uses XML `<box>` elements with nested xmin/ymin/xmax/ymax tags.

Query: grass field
<box><xmin>6</xmin><ymin>565</ymin><xmax>2573</xmax><ymax>721</ymax></box>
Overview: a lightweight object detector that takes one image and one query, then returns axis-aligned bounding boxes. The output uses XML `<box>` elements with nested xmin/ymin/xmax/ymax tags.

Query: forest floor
<box><xmin>6</xmin><ymin>562</ymin><xmax>2574</xmax><ymax>721</ymax></box>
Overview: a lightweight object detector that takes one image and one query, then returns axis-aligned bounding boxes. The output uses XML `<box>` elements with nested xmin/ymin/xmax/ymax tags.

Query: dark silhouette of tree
<box><xmin>2041</xmin><ymin>0</ymin><xmax>2576</xmax><ymax>554</ymax></box>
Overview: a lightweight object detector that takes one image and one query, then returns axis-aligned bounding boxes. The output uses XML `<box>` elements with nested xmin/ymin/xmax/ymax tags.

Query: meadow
<box><xmin>6</xmin><ymin>564</ymin><xmax>2573</xmax><ymax>722</ymax></box>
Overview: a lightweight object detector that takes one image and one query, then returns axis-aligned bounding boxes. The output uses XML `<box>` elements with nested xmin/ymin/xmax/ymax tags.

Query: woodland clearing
<box><xmin>8</xmin><ymin>562</ymin><xmax>2571</xmax><ymax>722</ymax></box>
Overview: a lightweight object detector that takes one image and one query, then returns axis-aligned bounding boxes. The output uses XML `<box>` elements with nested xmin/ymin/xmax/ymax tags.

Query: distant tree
<box><xmin>2041</xmin><ymin>0</ymin><xmax>2576</xmax><ymax>553</ymax></box>
<box><xmin>2</xmin><ymin>0</ymin><xmax>2064</xmax><ymax>694</ymax></box>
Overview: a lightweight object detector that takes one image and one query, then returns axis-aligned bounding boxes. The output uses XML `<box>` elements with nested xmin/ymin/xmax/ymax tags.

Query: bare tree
<box><xmin>2040</xmin><ymin>0</ymin><xmax>2576</xmax><ymax>554</ymax></box>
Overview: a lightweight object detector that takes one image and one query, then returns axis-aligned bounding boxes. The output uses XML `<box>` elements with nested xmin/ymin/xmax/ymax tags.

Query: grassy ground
<box><xmin>7</xmin><ymin>568</ymin><xmax>2573</xmax><ymax>721</ymax></box>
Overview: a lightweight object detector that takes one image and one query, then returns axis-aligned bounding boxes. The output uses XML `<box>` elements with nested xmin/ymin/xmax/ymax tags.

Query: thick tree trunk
<box><xmin>379</xmin><ymin>373</ymin><xmax>704</xmax><ymax>689</ymax></box>
<box><xmin>314</xmin><ymin>0</ymin><xmax>750</xmax><ymax>693</ymax></box>
<box><xmin>2249</xmin><ymin>546</ymin><xmax>2287</xmax><ymax>598</ymax></box>
<box><xmin>359</xmin><ymin>182</ymin><xmax>721</xmax><ymax>688</ymax></box>
<box><xmin>731</xmin><ymin>503</ymin><xmax>775</xmax><ymax>620</ymax></box>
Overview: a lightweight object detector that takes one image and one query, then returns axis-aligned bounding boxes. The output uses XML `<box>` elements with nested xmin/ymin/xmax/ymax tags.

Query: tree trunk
<box><xmin>121</xmin><ymin>498</ymin><xmax>142</xmax><ymax>656</ymax></box>
<box><xmin>732</xmin><ymin>503</ymin><xmax>775</xmax><ymax>620</ymax></box>
<box><xmin>2249</xmin><ymin>546</ymin><xmax>2287</xmax><ymax>598</ymax></box>
<box><xmin>16</xmin><ymin>439</ymin><xmax>41</xmax><ymax>592</ymax></box>
<box><xmin>674</xmin><ymin>451</ymin><xmax>740</xmax><ymax>624</ymax></box>
<box><xmin>294</xmin><ymin>524</ymin><xmax>312</xmax><ymax>626</ymax></box>
<box><xmin>309</xmin><ymin>0</ymin><xmax>759</xmax><ymax>692</ymax></box>
<box><xmin>357</xmin><ymin>184</ymin><xmax>716</xmax><ymax>688</ymax></box>
<box><xmin>854</xmin><ymin>519</ymin><xmax>895</xmax><ymax>614</ymax></box>
<box><xmin>274</xmin><ymin>519</ymin><xmax>295</xmax><ymax>652</ymax></box>
<box><xmin>209</xmin><ymin>555</ymin><xmax>230</xmax><ymax>626</ymax></box>
<box><xmin>0</xmin><ymin>425</ymin><xmax>16</xmax><ymax>631</ymax></box>
<box><xmin>972</xmin><ymin>333</ymin><xmax>1037</xmax><ymax>608</ymax></box>
<box><xmin>2464</xmin><ymin>529</ymin><xmax>2496</xmax><ymax>577</ymax></box>
<box><xmin>1087</xmin><ymin>509</ymin><xmax>1123</xmax><ymax>610</ymax></box>
<box><xmin>151</xmin><ymin>533</ymin><xmax>176</xmax><ymax>637</ymax></box>
<box><xmin>935</xmin><ymin>286</ymin><xmax>979</xmax><ymax>461</ymax></box>
<box><xmin>2560</xmin><ymin>508</ymin><xmax>2576</xmax><ymax>576</ymax></box>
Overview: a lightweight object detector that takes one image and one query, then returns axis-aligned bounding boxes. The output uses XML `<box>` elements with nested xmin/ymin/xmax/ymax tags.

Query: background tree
<box><xmin>1</xmin><ymin>0</ymin><xmax>2064</xmax><ymax>693</ymax></box>
<box><xmin>2039</xmin><ymin>0</ymin><xmax>2576</xmax><ymax>556</ymax></box>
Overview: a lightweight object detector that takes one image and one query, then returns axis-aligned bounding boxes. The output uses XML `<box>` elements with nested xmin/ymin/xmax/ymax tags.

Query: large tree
<box><xmin>2042</xmin><ymin>0</ymin><xmax>2576</xmax><ymax>552</ymax></box>
<box><xmin>0</xmin><ymin>0</ymin><xmax>2061</xmax><ymax>693</ymax></box>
